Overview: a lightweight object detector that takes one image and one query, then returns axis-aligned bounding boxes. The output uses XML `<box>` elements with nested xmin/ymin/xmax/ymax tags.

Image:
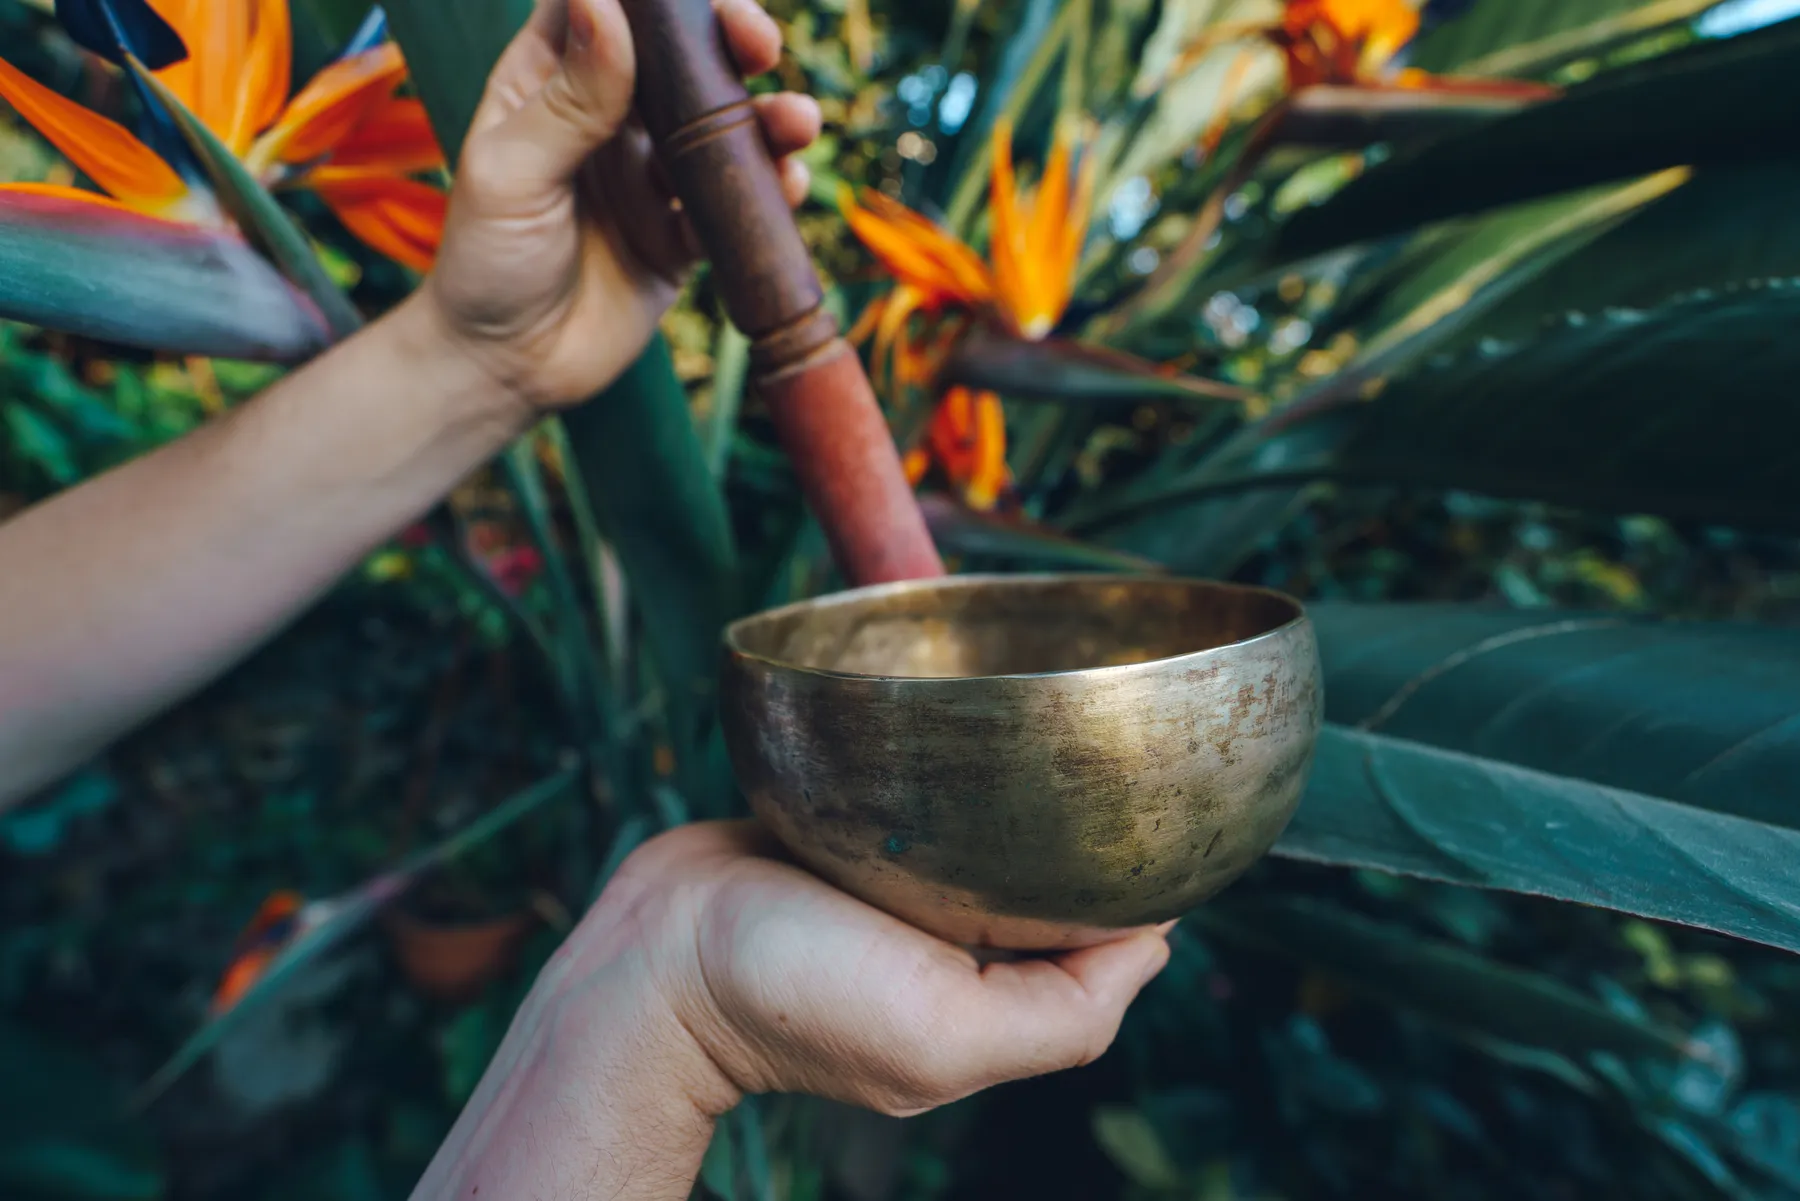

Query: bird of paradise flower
<box><xmin>1158</xmin><ymin>0</ymin><xmax>1553</xmax><ymax>143</ymax></box>
<box><xmin>840</xmin><ymin>118</ymin><xmax>1095</xmax><ymax>512</ymax></box>
<box><xmin>0</xmin><ymin>0</ymin><xmax>444</xmax><ymax>273</ymax></box>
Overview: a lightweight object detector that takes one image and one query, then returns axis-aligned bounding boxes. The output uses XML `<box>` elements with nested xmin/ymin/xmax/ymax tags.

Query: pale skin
<box><xmin>0</xmin><ymin>0</ymin><xmax>1175</xmax><ymax>1195</ymax></box>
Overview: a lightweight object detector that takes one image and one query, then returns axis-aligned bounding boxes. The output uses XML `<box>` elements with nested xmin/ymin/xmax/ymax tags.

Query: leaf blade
<box><xmin>1314</xmin><ymin>603</ymin><xmax>1800</xmax><ymax>830</ymax></box>
<box><xmin>0</xmin><ymin>189</ymin><xmax>329</xmax><ymax>360</ymax></box>
<box><xmin>1276</xmin><ymin>725</ymin><xmax>1800</xmax><ymax>956</ymax></box>
<box><xmin>1195</xmin><ymin>895</ymin><xmax>1694</xmax><ymax>1063</ymax></box>
<box><xmin>938</xmin><ymin>328</ymin><xmax>1251</xmax><ymax>406</ymax></box>
<box><xmin>1270</xmin><ymin>17</ymin><xmax>1800</xmax><ymax>264</ymax></box>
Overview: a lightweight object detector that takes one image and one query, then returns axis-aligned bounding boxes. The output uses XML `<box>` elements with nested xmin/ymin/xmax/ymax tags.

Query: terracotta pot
<box><xmin>382</xmin><ymin>907</ymin><xmax>536</xmax><ymax>1003</ymax></box>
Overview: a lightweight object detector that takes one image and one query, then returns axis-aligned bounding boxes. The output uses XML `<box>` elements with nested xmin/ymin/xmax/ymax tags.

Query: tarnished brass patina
<box><xmin>720</xmin><ymin>574</ymin><xmax>1322</xmax><ymax>950</ymax></box>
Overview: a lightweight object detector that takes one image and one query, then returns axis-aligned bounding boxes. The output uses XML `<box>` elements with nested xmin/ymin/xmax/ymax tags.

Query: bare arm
<box><xmin>0</xmin><ymin>299</ymin><xmax>518</xmax><ymax>807</ymax></box>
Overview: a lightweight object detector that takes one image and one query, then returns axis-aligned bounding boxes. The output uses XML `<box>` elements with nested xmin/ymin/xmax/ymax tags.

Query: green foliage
<box><xmin>7</xmin><ymin>0</ymin><xmax>1800</xmax><ymax>1198</ymax></box>
<box><xmin>0</xmin><ymin>1019</ymin><xmax>162</xmax><ymax>1201</ymax></box>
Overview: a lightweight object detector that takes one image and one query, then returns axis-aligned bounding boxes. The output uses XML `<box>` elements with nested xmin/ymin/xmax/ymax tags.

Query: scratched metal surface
<box><xmin>721</xmin><ymin>575</ymin><xmax>1323</xmax><ymax>950</ymax></box>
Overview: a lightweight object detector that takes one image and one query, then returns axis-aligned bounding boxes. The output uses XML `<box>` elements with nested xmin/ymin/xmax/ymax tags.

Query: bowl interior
<box><xmin>728</xmin><ymin>575</ymin><xmax>1304</xmax><ymax>681</ymax></box>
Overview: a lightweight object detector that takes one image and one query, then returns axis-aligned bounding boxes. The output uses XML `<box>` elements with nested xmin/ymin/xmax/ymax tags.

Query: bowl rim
<box><xmin>723</xmin><ymin>572</ymin><xmax>1313</xmax><ymax>684</ymax></box>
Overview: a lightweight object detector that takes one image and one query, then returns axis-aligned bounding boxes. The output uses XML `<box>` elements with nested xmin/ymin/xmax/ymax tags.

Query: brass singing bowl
<box><xmin>719</xmin><ymin>573</ymin><xmax>1323</xmax><ymax>950</ymax></box>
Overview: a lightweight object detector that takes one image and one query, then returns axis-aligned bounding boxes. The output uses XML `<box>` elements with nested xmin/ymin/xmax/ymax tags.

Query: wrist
<box><xmin>537</xmin><ymin>882</ymin><xmax>747</xmax><ymax>1118</ymax></box>
<box><xmin>385</xmin><ymin>287</ymin><xmax>542</xmax><ymax>443</ymax></box>
<box><xmin>411</xmin><ymin>930</ymin><xmax>734</xmax><ymax>1201</ymax></box>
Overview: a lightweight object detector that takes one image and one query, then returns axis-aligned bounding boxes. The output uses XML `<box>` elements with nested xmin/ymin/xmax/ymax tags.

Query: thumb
<box><xmin>467</xmin><ymin>0</ymin><xmax>637</xmax><ymax>206</ymax></box>
<box><xmin>951</xmin><ymin>930</ymin><xmax>1173</xmax><ymax>1089</ymax></box>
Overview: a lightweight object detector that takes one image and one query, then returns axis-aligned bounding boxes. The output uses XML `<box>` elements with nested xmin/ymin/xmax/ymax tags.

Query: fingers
<box><xmin>961</xmin><ymin>932</ymin><xmax>1172</xmax><ymax>1082</ymax></box>
<box><xmin>716</xmin><ymin>0</ymin><xmax>783</xmax><ymax>78</ymax></box>
<box><xmin>471</xmin><ymin>0</ymin><xmax>639</xmax><ymax>204</ymax></box>
<box><xmin>757</xmin><ymin>92</ymin><xmax>822</xmax><ymax>160</ymax></box>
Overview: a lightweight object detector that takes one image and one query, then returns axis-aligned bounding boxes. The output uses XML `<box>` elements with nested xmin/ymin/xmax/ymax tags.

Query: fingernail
<box><xmin>568</xmin><ymin>0</ymin><xmax>596</xmax><ymax>54</ymax></box>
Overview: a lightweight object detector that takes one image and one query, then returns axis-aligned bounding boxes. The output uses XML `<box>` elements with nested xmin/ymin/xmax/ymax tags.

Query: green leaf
<box><xmin>126</xmin><ymin>58</ymin><xmax>363</xmax><ymax>340</ymax></box>
<box><xmin>0</xmin><ymin>191</ymin><xmax>329</xmax><ymax>361</ymax></box>
<box><xmin>937</xmin><ymin>328</ymin><xmax>1250</xmax><ymax>406</ymax></box>
<box><xmin>1443</xmin><ymin>161</ymin><xmax>1800</xmax><ymax>348</ymax></box>
<box><xmin>1313</xmin><ymin>604</ymin><xmax>1800</xmax><ymax>830</ymax></box>
<box><xmin>382</xmin><ymin>0</ymin><xmax>534</xmax><ymax>164</ymax></box>
<box><xmin>1103</xmin><ymin>80</ymin><xmax>1556</xmax><ymax>333</ymax></box>
<box><xmin>561</xmin><ymin>340</ymin><xmax>740</xmax><ymax>800</ymax></box>
<box><xmin>919</xmin><ymin>493</ymin><xmax>1163</xmax><ymax>572</ymax></box>
<box><xmin>0</xmin><ymin>1019</ymin><xmax>162</xmax><ymax>1201</ymax></box>
<box><xmin>1063</xmin><ymin>399</ymin><xmax>1349</xmax><ymax>573</ymax></box>
<box><xmin>1268</xmin><ymin>17</ymin><xmax>1800</xmax><ymax>266</ymax></box>
<box><xmin>704</xmin><ymin>325</ymin><xmax>750</xmax><ymax>483</ymax></box>
<box><xmin>1316</xmin><ymin>284</ymin><xmax>1800</xmax><ymax>531</ymax></box>
<box><xmin>1083</xmin><ymin>167</ymin><xmax>1784</xmax><ymax>540</ymax></box>
<box><xmin>135</xmin><ymin>769</ymin><xmax>576</xmax><ymax>1107</ymax></box>
<box><xmin>288</xmin><ymin>0</ymin><xmax>377</xmax><ymax>81</ymax></box>
<box><xmin>4</xmin><ymin>403</ymin><xmax>80</xmax><ymax>486</ymax></box>
<box><xmin>1091</xmin><ymin>1105</ymin><xmax>1184</xmax><ymax>1191</ymax></box>
<box><xmin>500</xmin><ymin>437</ymin><xmax>610</xmax><ymax>742</ymax></box>
<box><xmin>1194</xmin><ymin>896</ymin><xmax>1695</xmax><ymax>1063</ymax></box>
<box><xmin>1274</xmin><ymin>724</ymin><xmax>1800</xmax><ymax>956</ymax></box>
<box><xmin>1409</xmin><ymin>0</ymin><xmax>1722</xmax><ymax>77</ymax></box>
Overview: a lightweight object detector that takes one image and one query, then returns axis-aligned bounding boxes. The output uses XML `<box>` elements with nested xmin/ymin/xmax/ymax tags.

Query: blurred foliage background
<box><xmin>7</xmin><ymin>0</ymin><xmax>1800</xmax><ymax>1198</ymax></box>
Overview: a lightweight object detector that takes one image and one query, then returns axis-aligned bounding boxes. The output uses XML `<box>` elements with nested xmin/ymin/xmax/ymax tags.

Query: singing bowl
<box><xmin>719</xmin><ymin>574</ymin><xmax>1323</xmax><ymax>950</ymax></box>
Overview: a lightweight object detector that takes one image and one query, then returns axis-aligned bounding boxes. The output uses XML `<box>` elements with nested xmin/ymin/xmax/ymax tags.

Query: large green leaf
<box><xmin>1267</xmin><ymin>16</ymin><xmax>1800</xmax><ymax>265</ymax></box>
<box><xmin>1079</xmin><ymin>164</ymin><xmax>1793</xmax><ymax>542</ymax></box>
<box><xmin>0</xmin><ymin>1019</ymin><xmax>162</xmax><ymax>1200</ymax></box>
<box><xmin>1194</xmin><ymin>896</ymin><xmax>1695</xmax><ymax>1063</ymax></box>
<box><xmin>560</xmin><ymin>340</ymin><xmax>741</xmax><ymax>782</ymax></box>
<box><xmin>1312</xmin><ymin>603</ymin><xmax>1800</xmax><ymax>830</ymax></box>
<box><xmin>1314</xmin><ymin>285</ymin><xmax>1800</xmax><ymax>531</ymax></box>
<box><xmin>0</xmin><ymin>191</ymin><xmax>330</xmax><ymax>361</ymax></box>
<box><xmin>1274</xmin><ymin>723</ymin><xmax>1800</xmax><ymax>956</ymax></box>
<box><xmin>1409</xmin><ymin>0</ymin><xmax>1722</xmax><ymax>76</ymax></box>
<box><xmin>1443</xmin><ymin>161</ymin><xmax>1800</xmax><ymax>348</ymax></box>
<box><xmin>128</xmin><ymin>58</ymin><xmax>363</xmax><ymax>340</ymax></box>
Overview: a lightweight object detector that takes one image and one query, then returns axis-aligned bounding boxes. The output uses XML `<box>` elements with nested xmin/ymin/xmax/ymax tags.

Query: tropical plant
<box><xmin>5</xmin><ymin>0</ymin><xmax>1800</xmax><ymax>1197</ymax></box>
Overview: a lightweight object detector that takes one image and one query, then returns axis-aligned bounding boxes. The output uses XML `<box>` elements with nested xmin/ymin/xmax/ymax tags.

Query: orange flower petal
<box><xmin>903</xmin><ymin>446</ymin><xmax>930</xmax><ymax>487</ymax></box>
<box><xmin>0</xmin><ymin>55</ymin><xmax>188</xmax><ymax>211</ymax></box>
<box><xmin>840</xmin><ymin>185</ymin><xmax>992</xmax><ymax>306</ymax></box>
<box><xmin>153</xmin><ymin>0</ymin><xmax>253</xmax><ymax>138</ymax></box>
<box><xmin>0</xmin><ymin>180</ymin><xmax>145</xmax><ymax>215</ymax></box>
<box><xmin>147</xmin><ymin>0</ymin><xmax>204</xmax><ymax>114</ymax></box>
<box><xmin>253</xmin><ymin>42</ymin><xmax>406</xmax><ymax>171</ymax></box>
<box><xmin>327</xmin><ymin>96</ymin><xmax>443</xmax><ymax>174</ymax></box>
<box><xmin>847</xmin><ymin>292</ymin><xmax>887</xmax><ymax>347</ymax></box>
<box><xmin>312</xmin><ymin>169</ymin><xmax>444</xmax><ymax>272</ymax></box>
<box><xmin>211</xmin><ymin>947</ymin><xmax>278</xmax><ymax>1014</ymax></box>
<box><xmin>965</xmin><ymin>389</ymin><xmax>1009</xmax><ymax>512</ymax></box>
<box><xmin>230</xmin><ymin>0</ymin><xmax>293</xmax><ymax>154</ymax></box>
<box><xmin>987</xmin><ymin>117</ymin><xmax>1086</xmax><ymax>340</ymax></box>
<box><xmin>987</xmin><ymin>118</ymin><xmax>1028</xmax><ymax>338</ymax></box>
<box><xmin>872</xmin><ymin>282</ymin><xmax>928</xmax><ymax>394</ymax></box>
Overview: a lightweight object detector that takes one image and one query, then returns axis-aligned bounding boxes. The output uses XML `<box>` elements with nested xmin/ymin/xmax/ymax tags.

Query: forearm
<box><xmin>410</xmin><ymin>906</ymin><xmax>738</xmax><ymax>1201</ymax></box>
<box><xmin>0</xmin><ymin>294</ymin><xmax>527</xmax><ymax>807</ymax></box>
